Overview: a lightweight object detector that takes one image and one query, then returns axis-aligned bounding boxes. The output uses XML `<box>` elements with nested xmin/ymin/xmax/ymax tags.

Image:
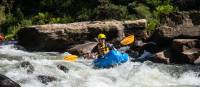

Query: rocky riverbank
<box><xmin>17</xmin><ymin>19</ymin><xmax>147</xmax><ymax>51</ymax></box>
<box><xmin>16</xmin><ymin>11</ymin><xmax>200</xmax><ymax>64</ymax></box>
<box><xmin>151</xmin><ymin>11</ymin><xmax>200</xmax><ymax>64</ymax></box>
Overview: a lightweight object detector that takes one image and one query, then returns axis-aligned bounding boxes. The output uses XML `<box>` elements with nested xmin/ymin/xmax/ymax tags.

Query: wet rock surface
<box><xmin>182</xmin><ymin>48</ymin><xmax>200</xmax><ymax>62</ymax></box>
<box><xmin>152</xmin><ymin>11</ymin><xmax>200</xmax><ymax>46</ymax></box>
<box><xmin>20</xmin><ymin>61</ymin><xmax>34</xmax><ymax>73</ymax></box>
<box><xmin>0</xmin><ymin>74</ymin><xmax>21</xmax><ymax>87</ymax></box>
<box><xmin>146</xmin><ymin>11</ymin><xmax>200</xmax><ymax>64</ymax></box>
<box><xmin>37</xmin><ymin>75</ymin><xmax>57</xmax><ymax>85</ymax></box>
<box><xmin>170</xmin><ymin>39</ymin><xmax>200</xmax><ymax>64</ymax></box>
<box><xmin>154</xmin><ymin>49</ymin><xmax>171</xmax><ymax>64</ymax></box>
<box><xmin>17</xmin><ymin>19</ymin><xmax>147</xmax><ymax>51</ymax></box>
<box><xmin>56</xmin><ymin>64</ymin><xmax>69</xmax><ymax>73</ymax></box>
<box><xmin>68</xmin><ymin>41</ymin><xmax>98</xmax><ymax>55</ymax></box>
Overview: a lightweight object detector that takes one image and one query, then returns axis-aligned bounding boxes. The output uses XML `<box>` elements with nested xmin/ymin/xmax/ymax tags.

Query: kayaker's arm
<box><xmin>84</xmin><ymin>45</ymin><xmax>99</xmax><ymax>59</ymax></box>
<box><xmin>106</xmin><ymin>43</ymin><xmax>116</xmax><ymax>50</ymax></box>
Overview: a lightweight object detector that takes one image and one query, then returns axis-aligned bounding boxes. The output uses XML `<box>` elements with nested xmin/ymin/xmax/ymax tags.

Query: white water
<box><xmin>0</xmin><ymin>45</ymin><xmax>200</xmax><ymax>87</ymax></box>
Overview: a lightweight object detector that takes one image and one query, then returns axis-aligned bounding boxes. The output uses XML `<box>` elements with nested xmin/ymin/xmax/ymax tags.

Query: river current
<box><xmin>0</xmin><ymin>45</ymin><xmax>200</xmax><ymax>87</ymax></box>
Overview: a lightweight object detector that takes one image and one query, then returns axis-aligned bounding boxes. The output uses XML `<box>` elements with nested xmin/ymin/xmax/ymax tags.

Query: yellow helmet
<box><xmin>98</xmin><ymin>33</ymin><xmax>106</xmax><ymax>39</ymax></box>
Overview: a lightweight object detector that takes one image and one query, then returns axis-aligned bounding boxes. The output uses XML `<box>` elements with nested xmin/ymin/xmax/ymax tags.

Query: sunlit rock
<box><xmin>17</xmin><ymin>19</ymin><xmax>147</xmax><ymax>51</ymax></box>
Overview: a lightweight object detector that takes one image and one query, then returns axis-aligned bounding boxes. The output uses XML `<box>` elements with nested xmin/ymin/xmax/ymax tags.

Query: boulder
<box><xmin>172</xmin><ymin>39</ymin><xmax>199</xmax><ymax>52</ymax></box>
<box><xmin>68</xmin><ymin>41</ymin><xmax>98</xmax><ymax>55</ymax></box>
<box><xmin>20</xmin><ymin>61</ymin><xmax>34</xmax><ymax>73</ymax></box>
<box><xmin>37</xmin><ymin>75</ymin><xmax>57</xmax><ymax>85</ymax></box>
<box><xmin>171</xmin><ymin>39</ymin><xmax>200</xmax><ymax>64</ymax></box>
<box><xmin>56</xmin><ymin>64</ymin><xmax>69</xmax><ymax>73</ymax></box>
<box><xmin>0</xmin><ymin>74</ymin><xmax>20</xmax><ymax>87</ymax></box>
<box><xmin>182</xmin><ymin>48</ymin><xmax>200</xmax><ymax>63</ymax></box>
<box><xmin>156</xmin><ymin>26</ymin><xmax>200</xmax><ymax>39</ymax></box>
<box><xmin>17</xmin><ymin>19</ymin><xmax>147</xmax><ymax>51</ymax></box>
<box><xmin>154</xmin><ymin>49</ymin><xmax>172</xmax><ymax>64</ymax></box>
<box><xmin>194</xmin><ymin>56</ymin><xmax>200</xmax><ymax>64</ymax></box>
<box><xmin>152</xmin><ymin>11</ymin><xmax>200</xmax><ymax>46</ymax></box>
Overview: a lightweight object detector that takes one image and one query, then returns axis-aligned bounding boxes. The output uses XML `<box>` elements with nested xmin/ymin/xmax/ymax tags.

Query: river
<box><xmin>0</xmin><ymin>45</ymin><xmax>200</xmax><ymax>87</ymax></box>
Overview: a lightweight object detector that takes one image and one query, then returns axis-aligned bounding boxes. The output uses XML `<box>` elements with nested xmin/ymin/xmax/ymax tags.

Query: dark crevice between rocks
<box><xmin>17</xmin><ymin>28</ymin><xmax>41</xmax><ymax>51</ymax></box>
<box><xmin>189</xmin><ymin>12</ymin><xmax>200</xmax><ymax>25</ymax></box>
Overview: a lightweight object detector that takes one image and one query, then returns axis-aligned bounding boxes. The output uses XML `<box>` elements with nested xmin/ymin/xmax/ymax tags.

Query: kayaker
<box><xmin>89</xmin><ymin>33</ymin><xmax>115</xmax><ymax>59</ymax></box>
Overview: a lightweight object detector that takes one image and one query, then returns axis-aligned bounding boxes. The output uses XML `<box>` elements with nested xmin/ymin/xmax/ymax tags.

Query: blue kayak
<box><xmin>93</xmin><ymin>50</ymin><xmax>129</xmax><ymax>68</ymax></box>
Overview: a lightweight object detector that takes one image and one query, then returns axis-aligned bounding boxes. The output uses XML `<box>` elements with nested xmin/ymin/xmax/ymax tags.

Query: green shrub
<box><xmin>0</xmin><ymin>6</ymin><xmax>6</xmax><ymax>25</ymax></box>
<box><xmin>156</xmin><ymin>4</ymin><xmax>174</xmax><ymax>16</ymax></box>
<box><xmin>49</xmin><ymin>18</ymin><xmax>61</xmax><ymax>24</ymax></box>
<box><xmin>20</xmin><ymin>19</ymin><xmax>32</xmax><ymax>27</ymax></box>
<box><xmin>77</xmin><ymin>8</ymin><xmax>92</xmax><ymax>21</ymax></box>
<box><xmin>147</xmin><ymin>18</ymin><xmax>159</xmax><ymax>31</ymax></box>
<box><xmin>5</xmin><ymin>24</ymin><xmax>21</xmax><ymax>40</ymax></box>
<box><xmin>60</xmin><ymin>16</ymin><xmax>74</xmax><ymax>23</ymax></box>
<box><xmin>134</xmin><ymin>3</ymin><xmax>152</xmax><ymax>18</ymax></box>
<box><xmin>126</xmin><ymin>14</ymin><xmax>137</xmax><ymax>20</ymax></box>
<box><xmin>33</xmin><ymin>12</ymin><xmax>50</xmax><ymax>24</ymax></box>
<box><xmin>146</xmin><ymin>0</ymin><xmax>162</xmax><ymax>7</ymax></box>
<box><xmin>1</xmin><ymin>14</ymin><xmax>17</xmax><ymax>34</ymax></box>
<box><xmin>94</xmin><ymin>4</ymin><xmax>128</xmax><ymax>20</ymax></box>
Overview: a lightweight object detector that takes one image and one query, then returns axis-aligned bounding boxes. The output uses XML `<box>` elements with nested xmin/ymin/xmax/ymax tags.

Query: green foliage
<box><xmin>77</xmin><ymin>8</ymin><xmax>92</xmax><ymax>21</ymax></box>
<box><xmin>5</xmin><ymin>24</ymin><xmax>21</xmax><ymax>40</ymax></box>
<box><xmin>0</xmin><ymin>6</ymin><xmax>6</xmax><ymax>25</ymax></box>
<box><xmin>0</xmin><ymin>0</ymin><xmax>180</xmax><ymax>39</ymax></box>
<box><xmin>146</xmin><ymin>0</ymin><xmax>162</xmax><ymax>7</ymax></box>
<box><xmin>49</xmin><ymin>18</ymin><xmax>61</xmax><ymax>24</ymax></box>
<box><xmin>33</xmin><ymin>12</ymin><xmax>50</xmax><ymax>24</ymax></box>
<box><xmin>147</xmin><ymin>18</ymin><xmax>159</xmax><ymax>31</ymax></box>
<box><xmin>156</xmin><ymin>5</ymin><xmax>174</xmax><ymax>15</ymax></box>
<box><xmin>126</xmin><ymin>15</ymin><xmax>137</xmax><ymax>20</ymax></box>
<box><xmin>15</xmin><ymin>8</ymin><xmax>24</xmax><ymax>20</ymax></box>
<box><xmin>94</xmin><ymin>4</ymin><xmax>128</xmax><ymax>20</ymax></box>
<box><xmin>134</xmin><ymin>4</ymin><xmax>152</xmax><ymax>18</ymax></box>
<box><xmin>60</xmin><ymin>16</ymin><xmax>74</xmax><ymax>23</ymax></box>
<box><xmin>20</xmin><ymin>19</ymin><xmax>32</xmax><ymax>27</ymax></box>
<box><xmin>32</xmin><ymin>12</ymin><xmax>74</xmax><ymax>24</ymax></box>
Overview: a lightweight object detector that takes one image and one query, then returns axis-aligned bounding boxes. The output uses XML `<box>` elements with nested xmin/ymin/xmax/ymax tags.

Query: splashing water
<box><xmin>0</xmin><ymin>45</ymin><xmax>200</xmax><ymax>87</ymax></box>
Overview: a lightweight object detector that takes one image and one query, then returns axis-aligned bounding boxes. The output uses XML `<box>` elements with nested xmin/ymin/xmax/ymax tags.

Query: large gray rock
<box><xmin>194</xmin><ymin>56</ymin><xmax>200</xmax><ymax>64</ymax></box>
<box><xmin>17</xmin><ymin>19</ymin><xmax>147</xmax><ymax>51</ymax></box>
<box><xmin>172</xmin><ymin>39</ymin><xmax>199</xmax><ymax>52</ymax></box>
<box><xmin>156</xmin><ymin>26</ymin><xmax>200</xmax><ymax>39</ymax></box>
<box><xmin>154</xmin><ymin>49</ymin><xmax>171</xmax><ymax>64</ymax></box>
<box><xmin>152</xmin><ymin>11</ymin><xmax>200</xmax><ymax>46</ymax></box>
<box><xmin>0</xmin><ymin>74</ymin><xmax>20</xmax><ymax>87</ymax></box>
<box><xmin>68</xmin><ymin>41</ymin><xmax>98</xmax><ymax>55</ymax></box>
<box><xmin>171</xmin><ymin>39</ymin><xmax>200</xmax><ymax>64</ymax></box>
<box><xmin>182</xmin><ymin>48</ymin><xmax>200</xmax><ymax>63</ymax></box>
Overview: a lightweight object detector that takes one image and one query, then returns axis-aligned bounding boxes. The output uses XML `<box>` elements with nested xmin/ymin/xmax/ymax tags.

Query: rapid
<box><xmin>0</xmin><ymin>45</ymin><xmax>200</xmax><ymax>87</ymax></box>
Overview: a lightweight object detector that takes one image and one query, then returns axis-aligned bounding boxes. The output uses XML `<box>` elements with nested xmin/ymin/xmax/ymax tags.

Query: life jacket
<box><xmin>97</xmin><ymin>42</ymin><xmax>109</xmax><ymax>55</ymax></box>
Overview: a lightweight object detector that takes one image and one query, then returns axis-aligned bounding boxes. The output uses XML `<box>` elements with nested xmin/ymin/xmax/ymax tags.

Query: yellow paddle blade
<box><xmin>64</xmin><ymin>55</ymin><xmax>78</xmax><ymax>62</ymax></box>
<box><xmin>120</xmin><ymin>35</ymin><xmax>135</xmax><ymax>45</ymax></box>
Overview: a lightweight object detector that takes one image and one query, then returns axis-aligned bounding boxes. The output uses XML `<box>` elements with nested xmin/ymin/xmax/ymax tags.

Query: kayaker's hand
<box><xmin>84</xmin><ymin>53</ymin><xmax>97</xmax><ymax>59</ymax></box>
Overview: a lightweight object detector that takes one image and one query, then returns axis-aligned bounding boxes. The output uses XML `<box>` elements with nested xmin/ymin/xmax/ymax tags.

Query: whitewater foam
<box><xmin>0</xmin><ymin>45</ymin><xmax>200</xmax><ymax>87</ymax></box>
